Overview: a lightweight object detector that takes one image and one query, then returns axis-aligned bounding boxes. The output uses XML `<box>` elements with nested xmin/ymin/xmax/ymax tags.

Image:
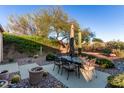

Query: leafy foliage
<box><xmin>108</xmin><ymin>73</ymin><xmax>124</xmax><ymax>88</ymax></box>
<box><xmin>92</xmin><ymin>38</ymin><xmax>104</xmax><ymax>43</ymax></box>
<box><xmin>102</xmin><ymin>48</ymin><xmax>112</xmax><ymax>56</ymax></box>
<box><xmin>7</xmin><ymin>7</ymin><xmax>79</xmax><ymax>40</ymax></box>
<box><xmin>82</xmin><ymin>42</ymin><xmax>105</xmax><ymax>52</ymax></box>
<box><xmin>106</xmin><ymin>41</ymin><xmax>124</xmax><ymax>50</ymax></box>
<box><xmin>11</xmin><ymin>74</ymin><xmax>21</xmax><ymax>84</ymax></box>
<box><xmin>3</xmin><ymin>33</ymin><xmax>59</xmax><ymax>55</ymax></box>
<box><xmin>46</xmin><ymin>53</ymin><xmax>56</xmax><ymax>61</ymax></box>
<box><xmin>91</xmin><ymin>42</ymin><xmax>105</xmax><ymax>52</ymax></box>
<box><xmin>81</xmin><ymin>28</ymin><xmax>95</xmax><ymax>43</ymax></box>
<box><xmin>112</xmin><ymin>49</ymin><xmax>124</xmax><ymax>58</ymax></box>
<box><xmin>81</xmin><ymin>53</ymin><xmax>115</xmax><ymax>68</ymax></box>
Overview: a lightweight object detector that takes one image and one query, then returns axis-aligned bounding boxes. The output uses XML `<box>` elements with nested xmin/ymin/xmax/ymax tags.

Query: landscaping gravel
<box><xmin>8</xmin><ymin>73</ymin><xmax>67</xmax><ymax>88</ymax></box>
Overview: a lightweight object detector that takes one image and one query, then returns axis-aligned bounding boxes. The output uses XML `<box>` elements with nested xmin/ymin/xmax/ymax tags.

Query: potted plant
<box><xmin>0</xmin><ymin>70</ymin><xmax>9</xmax><ymax>80</ymax></box>
<box><xmin>29</xmin><ymin>67</ymin><xmax>43</xmax><ymax>85</ymax></box>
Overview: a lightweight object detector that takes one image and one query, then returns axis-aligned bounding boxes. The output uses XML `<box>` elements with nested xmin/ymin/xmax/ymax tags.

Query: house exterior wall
<box><xmin>0</xmin><ymin>32</ymin><xmax>3</xmax><ymax>63</ymax></box>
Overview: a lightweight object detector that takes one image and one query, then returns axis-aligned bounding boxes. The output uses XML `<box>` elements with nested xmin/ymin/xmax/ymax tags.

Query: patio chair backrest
<box><xmin>89</xmin><ymin>58</ymin><xmax>96</xmax><ymax>67</ymax></box>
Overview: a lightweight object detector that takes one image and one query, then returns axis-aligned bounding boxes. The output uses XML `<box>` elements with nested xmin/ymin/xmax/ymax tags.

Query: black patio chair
<box><xmin>61</xmin><ymin>58</ymin><xmax>78</xmax><ymax>80</ymax></box>
<box><xmin>53</xmin><ymin>55</ymin><xmax>62</xmax><ymax>74</ymax></box>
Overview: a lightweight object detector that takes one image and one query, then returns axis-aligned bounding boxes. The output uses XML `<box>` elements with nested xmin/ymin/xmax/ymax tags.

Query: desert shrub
<box><xmin>82</xmin><ymin>43</ymin><xmax>92</xmax><ymax>52</ymax></box>
<box><xmin>82</xmin><ymin>42</ymin><xmax>106</xmax><ymax>53</ymax></box>
<box><xmin>112</xmin><ymin>49</ymin><xmax>124</xmax><ymax>58</ymax></box>
<box><xmin>11</xmin><ymin>74</ymin><xmax>21</xmax><ymax>84</ymax></box>
<box><xmin>92</xmin><ymin>38</ymin><xmax>104</xmax><ymax>43</ymax></box>
<box><xmin>102</xmin><ymin>48</ymin><xmax>112</xmax><ymax>56</ymax></box>
<box><xmin>106</xmin><ymin>41</ymin><xmax>124</xmax><ymax>50</ymax></box>
<box><xmin>91</xmin><ymin>42</ymin><xmax>105</xmax><ymax>52</ymax></box>
<box><xmin>81</xmin><ymin>53</ymin><xmax>115</xmax><ymax>68</ymax></box>
<box><xmin>46</xmin><ymin>53</ymin><xmax>56</xmax><ymax>61</ymax></box>
<box><xmin>96</xmin><ymin>58</ymin><xmax>114</xmax><ymax>68</ymax></box>
<box><xmin>107</xmin><ymin>73</ymin><xmax>124</xmax><ymax>88</ymax></box>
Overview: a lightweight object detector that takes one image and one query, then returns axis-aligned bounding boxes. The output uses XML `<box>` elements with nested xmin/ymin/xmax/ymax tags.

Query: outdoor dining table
<box><xmin>60</xmin><ymin>56</ymin><xmax>85</xmax><ymax>64</ymax></box>
<box><xmin>59</xmin><ymin>55</ymin><xmax>86</xmax><ymax>77</ymax></box>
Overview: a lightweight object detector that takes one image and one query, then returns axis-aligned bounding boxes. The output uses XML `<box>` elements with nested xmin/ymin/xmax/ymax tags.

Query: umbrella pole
<box><xmin>69</xmin><ymin>24</ymin><xmax>75</xmax><ymax>58</ymax></box>
<box><xmin>78</xmin><ymin>29</ymin><xmax>82</xmax><ymax>55</ymax></box>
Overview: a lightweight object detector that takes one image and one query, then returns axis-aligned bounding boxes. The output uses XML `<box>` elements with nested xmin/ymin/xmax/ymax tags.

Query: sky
<box><xmin>0</xmin><ymin>5</ymin><xmax>124</xmax><ymax>41</ymax></box>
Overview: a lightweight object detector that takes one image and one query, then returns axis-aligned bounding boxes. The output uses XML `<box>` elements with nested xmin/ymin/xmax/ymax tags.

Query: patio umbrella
<box><xmin>69</xmin><ymin>24</ymin><xmax>75</xmax><ymax>57</ymax></box>
<box><xmin>0</xmin><ymin>24</ymin><xmax>4</xmax><ymax>63</ymax></box>
<box><xmin>78</xmin><ymin>29</ymin><xmax>82</xmax><ymax>55</ymax></box>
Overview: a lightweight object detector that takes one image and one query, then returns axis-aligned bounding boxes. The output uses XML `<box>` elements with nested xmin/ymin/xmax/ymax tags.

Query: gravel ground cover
<box><xmin>8</xmin><ymin>73</ymin><xmax>67</xmax><ymax>88</ymax></box>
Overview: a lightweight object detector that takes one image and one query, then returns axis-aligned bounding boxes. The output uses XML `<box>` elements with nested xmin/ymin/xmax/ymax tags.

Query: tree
<box><xmin>8</xmin><ymin>15</ymin><xmax>34</xmax><ymax>35</ymax></box>
<box><xmin>81</xmin><ymin>28</ymin><xmax>95</xmax><ymax>43</ymax></box>
<box><xmin>51</xmin><ymin>7</ymin><xmax>79</xmax><ymax>40</ymax></box>
<box><xmin>92</xmin><ymin>38</ymin><xmax>104</xmax><ymax>43</ymax></box>
<box><xmin>7</xmin><ymin>6</ymin><xmax>88</xmax><ymax>43</ymax></box>
<box><xmin>33</xmin><ymin>9</ymin><xmax>52</xmax><ymax>37</ymax></box>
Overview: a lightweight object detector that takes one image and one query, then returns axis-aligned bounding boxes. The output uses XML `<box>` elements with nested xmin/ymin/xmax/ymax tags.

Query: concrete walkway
<box><xmin>0</xmin><ymin>63</ymin><xmax>110</xmax><ymax>88</ymax></box>
<box><xmin>0</xmin><ymin>63</ymin><xmax>39</xmax><ymax>79</ymax></box>
<box><xmin>0</xmin><ymin>63</ymin><xmax>19</xmax><ymax>73</ymax></box>
<box><xmin>43</xmin><ymin>64</ymin><xmax>110</xmax><ymax>88</ymax></box>
<box><xmin>19</xmin><ymin>63</ymin><xmax>39</xmax><ymax>79</ymax></box>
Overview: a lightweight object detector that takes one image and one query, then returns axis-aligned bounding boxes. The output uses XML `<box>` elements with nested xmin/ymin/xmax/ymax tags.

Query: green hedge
<box><xmin>107</xmin><ymin>73</ymin><xmax>124</xmax><ymax>88</ymax></box>
<box><xmin>3</xmin><ymin>33</ymin><xmax>59</xmax><ymax>55</ymax></box>
<box><xmin>81</xmin><ymin>53</ymin><xmax>115</xmax><ymax>68</ymax></box>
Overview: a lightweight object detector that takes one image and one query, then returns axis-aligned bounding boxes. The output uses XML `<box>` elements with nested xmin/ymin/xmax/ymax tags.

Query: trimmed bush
<box><xmin>46</xmin><ymin>53</ymin><xmax>56</xmax><ymax>61</ymax></box>
<box><xmin>81</xmin><ymin>53</ymin><xmax>115</xmax><ymax>68</ymax></box>
<box><xmin>102</xmin><ymin>48</ymin><xmax>112</xmax><ymax>56</ymax></box>
<box><xmin>107</xmin><ymin>73</ymin><xmax>124</xmax><ymax>88</ymax></box>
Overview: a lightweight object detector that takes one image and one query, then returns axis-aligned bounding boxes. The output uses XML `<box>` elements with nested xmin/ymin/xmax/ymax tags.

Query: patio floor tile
<box><xmin>0</xmin><ymin>63</ymin><xmax>19</xmax><ymax>73</ymax></box>
<box><xmin>19</xmin><ymin>63</ymin><xmax>39</xmax><ymax>79</ymax></box>
<box><xmin>43</xmin><ymin>64</ymin><xmax>110</xmax><ymax>88</ymax></box>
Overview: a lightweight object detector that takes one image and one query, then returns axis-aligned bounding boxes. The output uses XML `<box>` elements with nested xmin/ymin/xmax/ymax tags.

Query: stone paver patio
<box><xmin>0</xmin><ymin>62</ymin><xmax>110</xmax><ymax>88</ymax></box>
<box><xmin>43</xmin><ymin>64</ymin><xmax>110</xmax><ymax>88</ymax></box>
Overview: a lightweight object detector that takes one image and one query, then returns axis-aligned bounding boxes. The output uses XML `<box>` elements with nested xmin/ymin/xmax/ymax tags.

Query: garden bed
<box><xmin>81</xmin><ymin>52</ymin><xmax>115</xmax><ymax>69</ymax></box>
<box><xmin>8</xmin><ymin>73</ymin><xmax>67</xmax><ymax>88</ymax></box>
